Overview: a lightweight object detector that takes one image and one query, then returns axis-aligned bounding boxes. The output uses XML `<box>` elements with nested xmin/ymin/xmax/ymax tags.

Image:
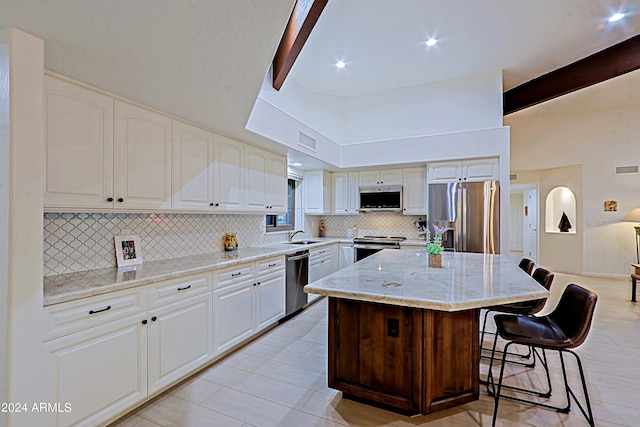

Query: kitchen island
<box><xmin>304</xmin><ymin>250</ymin><xmax>548</xmax><ymax>415</ymax></box>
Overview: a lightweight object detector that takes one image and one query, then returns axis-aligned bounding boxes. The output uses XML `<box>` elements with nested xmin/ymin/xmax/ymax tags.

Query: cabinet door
<box><xmin>402</xmin><ymin>167</ymin><xmax>426</xmax><ymax>215</ymax></box>
<box><xmin>332</xmin><ymin>173</ymin><xmax>349</xmax><ymax>214</ymax></box>
<box><xmin>324</xmin><ymin>245</ymin><xmax>339</xmax><ymax>277</ymax></box>
<box><xmin>339</xmin><ymin>244</ymin><xmax>355</xmax><ymax>269</ymax></box>
<box><xmin>347</xmin><ymin>172</ymin><xmax>360</xmax><ymax>213</ymax></box>
<box><xmin>267</xmin><ymin>154</ymin><xmax>288</xmax><ymax>213</ymax></box>
<box><xmin>171</xmin><ymin>120</ymin><xmax>214</xmax><ymax>211</ymax></box>
<box><xmin>42</xmin><ymin>314</ymin><xmax>147</xmax><ymax>427</ymax></box>
<box><xmin>255</xmin><ymin>273</ymin><xmax>285</xmax><ymax>330</ymax></box>
<box><xmin>114</xmin><ymin>101</ymin><xmax>172</xmax><ymax>210</ymax></box>
<box><xmin>303</xmin><ymin>170</ymin><xmax>331</xmax><ymax>214</ymax></box>
<box><xmin>213</xmin><ymin>284</ymin><xmax>253</xmax><ymax>354</ymax></box>
<box><xmin>44</xmin><ymin>77</ymin><xmax>114</xmax><ymax>209</ymax></box>
<box><xmin>309</xmin><ymin>252</ymin><xmax>324</xmax><ymax>283</ymax></box>
<box><xmin>380</xmin><ymin>169</ymin><xmax>403</xmax><ymax>185</ymax></box>
<box><xmin>243</xmin><ymin>146</ymin><xmax>268</xmax><ymax>212</ymax></box>
<box><xmin>463</xmin><ymin>158</ymin><xmax>499</xmax><ymax>181</ymax></box>
<box><xmin>212</xmin><ymin>135</ymin><xmax>243</xmax><ymax>211</ymax></box>
<box><xmin>359</xmin><ymin>170</ymin><xmax>380</xmax><ymax>187</ymax></box>
<box><xmin>148</xmin><ymin>293</ymin><xmax>213</xmax><ymax>394</ymax></box>
<box><xmin>427</xmin><ymin>161</ymin><xmax>462</xmax><ymax>183</ymax></box>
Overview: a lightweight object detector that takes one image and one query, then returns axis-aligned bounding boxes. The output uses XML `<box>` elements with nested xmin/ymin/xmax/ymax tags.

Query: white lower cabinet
<box><xmin>42</xmin><ymin>313</ymin><xmax>148</xmax><ymax>427</ymax></box>
<box><xmin>339</xmin><ymin>243</ymin><xmax>355</xmax><ymax>269</ymax></box>
<box><xmin>308</xmin><ymin>245</ymin><xmax>339</xmax><ymax>303</ymax></box>
<box><xmin>213</xmin><ymin>257</ymin><xmax>285</xmax><ymax>355</ymax></box>
<box><xmin>148</xmin><ymin>292</ymin><xmax>213</xmax><ymax>394</ymax></box>
<box><xmin>42</xmin><ymin>273</ymin><xmax>213</xmax><ymax>426</ymax></box>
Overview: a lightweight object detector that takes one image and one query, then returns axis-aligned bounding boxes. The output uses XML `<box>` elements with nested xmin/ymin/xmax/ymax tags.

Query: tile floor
<box><xmin>111</xmin><ymin>272</ymin><xmax>639</xmax><ymax>426</ymax></box>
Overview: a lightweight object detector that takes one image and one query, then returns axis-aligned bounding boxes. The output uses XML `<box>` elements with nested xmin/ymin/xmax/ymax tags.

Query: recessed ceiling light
<box><xmin>335</xmin><ymin>60</ymin><xmax>346</xmax><ymax>69</ymax></box>
<box><xmin>291</xmin><ymin>162</ymin><xmax>302</xmax><ymax>167</ymax></box>
<box><xmin>425</xmin><ymin>38</ymin><xmax>438</xmax><ymax>47</ymax></box>
<box><xmin>608</xmin><ymin>12</ymin><xmax>625</xmax><ymax>22</ymax></box>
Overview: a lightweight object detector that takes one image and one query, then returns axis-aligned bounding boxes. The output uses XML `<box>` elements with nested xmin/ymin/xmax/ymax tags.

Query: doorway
<box><xmin>509</xmin><ymin>184</ymin><xmax>539</xmax><ymax>263</ymax></box>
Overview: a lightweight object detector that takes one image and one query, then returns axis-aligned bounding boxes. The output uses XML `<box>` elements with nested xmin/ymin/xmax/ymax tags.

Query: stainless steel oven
<box><xmin>353</xmin><ymin>236</ymin><xmax>406</xmax><ymax>262</ymax></box>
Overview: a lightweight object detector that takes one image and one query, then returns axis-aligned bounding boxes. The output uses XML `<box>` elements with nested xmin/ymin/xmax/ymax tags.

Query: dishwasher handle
<box><xmin>287</xmin><ymin>253</ymin><xmax>309</xmax><ymax>262</ymax></box>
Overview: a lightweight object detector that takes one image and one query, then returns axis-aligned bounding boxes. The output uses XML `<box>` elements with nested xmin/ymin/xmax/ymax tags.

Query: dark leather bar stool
<box><xmin>480</xmin><ymin>267</ymin><xmax>555</xmax><ymax>361</ymax></box>
<box><xmin>487</xmin><ymin>283</ymin><xmax>598</xmax><ymax>427</ymax></box>
<box><xmin>518</xmin><ymin>257</ymin><xmax>535</xmax><ymax>275</ymax></box>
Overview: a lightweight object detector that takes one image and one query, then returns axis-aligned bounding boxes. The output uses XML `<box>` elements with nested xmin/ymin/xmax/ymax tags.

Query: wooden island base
<box><xmin>328</xmin><ymin>297</ymin><xmax>480</xmax><ymax>415</ymax></box>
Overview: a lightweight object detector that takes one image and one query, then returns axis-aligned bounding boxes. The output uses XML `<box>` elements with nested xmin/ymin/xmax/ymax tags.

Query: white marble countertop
<box><xmin>43</xmin><ymin>238</ymin><xmax>349</xmax><ymax>306</ymax></box>
<box><xmin>304</xmin><ymin>250</ymin><xmax>548</xmax><ymax>311</ymax></box>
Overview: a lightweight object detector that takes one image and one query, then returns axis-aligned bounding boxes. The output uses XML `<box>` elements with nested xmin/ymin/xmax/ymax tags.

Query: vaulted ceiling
<box><xmin>1</xmin><ymin>0</ymin><xmax>639</xmax><ymax>150</ymax></box>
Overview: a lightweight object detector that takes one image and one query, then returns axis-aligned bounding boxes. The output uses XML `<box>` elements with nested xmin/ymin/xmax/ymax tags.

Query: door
<box><xmin>524</xmin><ymin>185</ymin><xmax>539</xmax><ymax>261</ymax></box>
<box><xmin>114</xmin><ymin>100</ymin><xmax>172</xmax><ymax>210</ymax></box>
<box><xmin>256</xmin><ymin>273</ymin><xmax>285</xmax><ymax>330</ymax></box>
<box><xmin>213</xmin><ymin>284</ymin><xmax>253</xmax><ymax>354</ymax></box>
<box><xmin>509</xmin><ymin>193</ymin><xmax>524</xmax><ymax>251</ymax></box>
<box><xmin>43</xmin><ymin>76</ymin><xmax>114</xmax><ymax>209</ymax></box>
<box><xmin>171</xmin><ymin>120</ymin><xmax>213</xmax><ymax>210</ymax></box>
<box><xmin>42</xmin><ymin>314</ymin><xmax>147</xmax><ymax>427</ymax></box>
<box><xmin>212</xmin><ymin>135</ymin><xmax>243</xmax><ymax>211</ymax></box>
<box><xmin>147</xmin><ymin>293</ymin><xmax>213</xmax><ymax>394</ymax></box>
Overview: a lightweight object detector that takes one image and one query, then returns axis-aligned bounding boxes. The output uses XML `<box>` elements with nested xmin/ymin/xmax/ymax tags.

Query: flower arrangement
<box><xmin>425</xmin><ymin>225</ymin><xmax>449</xmax><ymax>255</ymax></box>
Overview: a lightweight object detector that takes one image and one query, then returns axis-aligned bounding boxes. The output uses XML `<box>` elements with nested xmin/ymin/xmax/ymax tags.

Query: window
<box><xmin>266</xmin><ymin>179</ymin><xmax>295</xmax><ymax>232</ymax></box>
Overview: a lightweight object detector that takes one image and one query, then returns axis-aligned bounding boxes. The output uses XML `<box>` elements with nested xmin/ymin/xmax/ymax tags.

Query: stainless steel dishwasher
<box><xmin>285</xmin><ymin>250</ymin><xmax>309</xmax><ymax>317</ymax></box>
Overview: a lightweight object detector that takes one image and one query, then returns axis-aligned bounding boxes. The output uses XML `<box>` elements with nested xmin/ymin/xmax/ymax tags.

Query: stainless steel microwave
<box><xmin>359</xmin><ymin>185</ymin><xmax>403</xmax><ymax>212</ymax></box>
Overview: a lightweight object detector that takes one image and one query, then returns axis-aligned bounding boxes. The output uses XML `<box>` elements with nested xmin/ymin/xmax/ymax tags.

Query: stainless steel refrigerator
<box><xmin>428</xmin><ymin>181</ymin><xmax>499</xmax><ymax>254</ymax></box>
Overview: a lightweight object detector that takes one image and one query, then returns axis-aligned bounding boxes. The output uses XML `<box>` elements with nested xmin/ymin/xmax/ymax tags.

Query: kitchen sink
<box><xmin>288</xmin><ymin>240</ymin><xmax>319</xmax><ymax>245</ymax></box>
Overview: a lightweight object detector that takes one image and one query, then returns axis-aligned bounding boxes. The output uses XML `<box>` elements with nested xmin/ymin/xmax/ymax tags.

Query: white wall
<box><xmin>508</xmin><ymin>105</ymin><xmax>640</xmax><ymax>276</ymax></box>
<box><xmin>345</xmin><ymin>70</ymin><xmax>503</xmax><ymax>144</ymax></box>
<box><xmin>0</xmin><ymin>28</ymin><xmax>44</xmax><ymax>426</ymax></box>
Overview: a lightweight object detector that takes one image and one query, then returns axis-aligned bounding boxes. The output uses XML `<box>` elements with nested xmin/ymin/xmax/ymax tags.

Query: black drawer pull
<box><xmin>89</xmin><ymin>305</ymin><xmax>111</xmax><ymax>315</ymax></box>
<box><xmin>231</xmin><ymin>272</ymin><xmax>242</xmax><ymax>277</ymax></box>
<box><xmin>151</xmin><ymin>316</ymin><xmax>157</xmax><ymax>322</ymax></box>
<box><xmin>177</xmin><ymin>284</ymin><xmax>191</xmax><ymax>291</ymax></box>
<box><xmin>142</xmin><ymin>319</ymin><xmax>147</xmax><ymax>325</ymax></box>
<box><xmin>268</xmin><ymin>263</ymin><xmax>277</xmax><ymax>267</ymax></box>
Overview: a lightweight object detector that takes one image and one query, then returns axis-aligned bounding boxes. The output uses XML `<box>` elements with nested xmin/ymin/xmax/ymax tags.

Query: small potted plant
<box><xmin>425</xmin><ymin>225</ymin><xmax>449</xmax><ymax>268</ymax></box>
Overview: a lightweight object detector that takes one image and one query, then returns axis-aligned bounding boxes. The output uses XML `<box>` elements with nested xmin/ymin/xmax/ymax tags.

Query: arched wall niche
<box><xmin>545</xmin><ymin>186</ymin><xmax>576</xmax><ymax>234</ymax></box>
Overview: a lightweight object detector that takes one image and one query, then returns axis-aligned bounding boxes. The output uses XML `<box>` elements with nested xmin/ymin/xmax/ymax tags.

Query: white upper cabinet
<box><xmin>303</xmin><ymin>170</ymin><xmax>332</xmax><ymax>214</ymax></box>
<box><xmin>266</xmin><ymin>154</ymin><xmax>288</xmax><ymax>213</ymax></box>
<box><xmin>332</xmin><ymin>172</ymin><xmax>359</xmax><ymax>214</ymax></box>
<box><xmin>242</xmin><ymin>146</ymin><xmax>287</xmax><ymax>213</ymax></box>
<box><xmin>402</xmin><ymin>167</ymin><xmax>426</xmax><ymax>215</ymax></box>
<box><xmin>427</xmin><ymin>158</ymin><xmax>499</xmax><ymax>183</ymax></box>
<box><xmin>115</xmin><ymin>100</ymin><xmax>172</xmax><ymax>210</ymax></box>
<box><xmin>359</xmin><ymin>168</ymin><xmax>403</xmax><ymax>186</ymax></box>
<box><xmin>243</xmin><ymin>146</ymin><xmax>268</xmax><ymax>212</ymax></box>
<box><xmin>44</xmin><ymin>77</ymin><xmax>115</xmax><ymax>210</ymax></box>
<box><xmin>171</xmin><ymin>120</ymin><xmax>214</xmax><ymax>211</ymax></box>
<box><xmin>212</xmin><ymin>135</ymin><xmax>243</xmax><ymax>211</ymax></box>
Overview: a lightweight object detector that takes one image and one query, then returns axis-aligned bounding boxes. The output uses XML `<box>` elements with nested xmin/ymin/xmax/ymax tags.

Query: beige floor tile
<box><xmin>168</xmin><ymin>377</ymin><xmax>224</xmax><ymax>404</ymax></box>
<box><xmin>134</xmin><ymin>394</ymin><xmax>243</xmax><ymax>427</ymax></box>
<box><xmin>108</xmin><ymin>412</ymin><xmax>162</xmax><ymax>427</ymax></box>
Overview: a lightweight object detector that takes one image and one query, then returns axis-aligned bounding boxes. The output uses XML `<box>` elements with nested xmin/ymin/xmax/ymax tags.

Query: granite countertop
<box><xmin>43</xmin><ymin>238</ymin><xmax>349</xmax><ymax>306</ymax></box>
<box><xmin>304</xmin><ymin>250</ymin><xmax>548</xmax><ymax>312</ymax></box>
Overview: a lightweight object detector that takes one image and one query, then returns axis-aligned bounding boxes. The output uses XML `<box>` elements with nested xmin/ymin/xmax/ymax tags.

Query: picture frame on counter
<box><xmin>114</xmin><ymin>234</ymin><xmax>143</xmax><ymax>268</ymax></box>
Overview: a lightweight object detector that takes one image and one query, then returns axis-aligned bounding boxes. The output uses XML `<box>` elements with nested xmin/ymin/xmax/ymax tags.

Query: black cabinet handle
<box><xmin>151</xmin><ymin>316</ymin><xmax>157</xmax><ymax>322</ymax></box>
<box><xmin>107</xmin><ymin>197</ymin><xmax>114</xmax><ymax>202</ymax></box>
<box><xmin>231</xmin><ymin>272</ymin><xmax>242</xmax><ymax>277</ymax></box>
<box><xmin>257</xmin><ymin>282</ymin><xmax>261</xmax><ymax>285</ymax></box>
<box><xmin>209</xmin><ymin>203</ymin><xmax>214</xmax><ymax>207</ymax></box>
<box><xmin>142</xmin><ymin>319</ymin><xmax>147</xmax><ymax>325</ymax></box>
<box><xmin>177</xmin><ymin>284</ymin><xmax>191</xmax><ymax>291</ymax></box>
<box><xmin>215</xmin><ymin>203</ymin><xmax>219</xmax><ymax>207</ymax></box>
<box><xmin>252</xmin><ymin>283</ymin><xmax>257</xmax><ymax>286</ymax></box>
<box><xmin>89</xmin><ymin>305</ymin><xmax>111</xmax><ymax>315</ymax></box>
<box><xmin>268</xmin><ymin>263</ymin><xmax>277</xmax><ymax>267</ymax></box>
<box><xmin>117</xmin><ymin>198</ymin><xmax>124</xmax><ymax>203</ymax></box>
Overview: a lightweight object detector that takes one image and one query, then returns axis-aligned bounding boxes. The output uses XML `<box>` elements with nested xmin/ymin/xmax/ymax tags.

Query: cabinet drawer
<box><xmin>148</xmin><ymin>272</ymin><xmax>212</xmax><ymax>309</ymax></box>
<box><xmin>43</xmin><ymin>287</ymin><xmax>147</xmax><ymax>341</ymax></box>
<box><xmin>213</xmin><ymin>263</ymin><xmax>254</xmax><ymax>290</ymax></box>
<box><xmin>256</xmin><ymin>256</ymin><xmax>284</xmax><ymax>275</ymax></box>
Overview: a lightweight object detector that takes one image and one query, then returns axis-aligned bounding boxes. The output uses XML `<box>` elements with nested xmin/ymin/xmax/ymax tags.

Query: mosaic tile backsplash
<box><xmin>43</xmin><ymin>213</ymin><xmax>285</xmax><ymax>276</ymax></box>
<box><xmin>43</xmin><ymin>211</ymin><xmax>426</xmax><ymax>276</ymax></box>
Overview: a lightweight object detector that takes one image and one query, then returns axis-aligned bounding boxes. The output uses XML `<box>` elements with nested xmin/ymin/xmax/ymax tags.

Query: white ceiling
<box><xmin>1</xmin><ymin>0</ymin><xmax>639</xmax><ymax>154</ymax></box>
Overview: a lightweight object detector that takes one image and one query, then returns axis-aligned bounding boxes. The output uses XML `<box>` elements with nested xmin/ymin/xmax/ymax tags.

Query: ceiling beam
<box><xmin>504</xmin><ymin>34</ymin><xmax>640</xmax><ymax>115</ymax></box>
<box><xmin>272</xmin><ymin>0</ymin><xmax>328</xmax><ymax>91</ymax></box>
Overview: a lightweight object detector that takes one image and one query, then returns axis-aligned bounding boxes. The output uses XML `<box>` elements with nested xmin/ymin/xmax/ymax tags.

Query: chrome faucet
<box><xmin>288</xmin><ymin>230</ymin><xmax>304</xmax><ymax>242</ymax></box>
